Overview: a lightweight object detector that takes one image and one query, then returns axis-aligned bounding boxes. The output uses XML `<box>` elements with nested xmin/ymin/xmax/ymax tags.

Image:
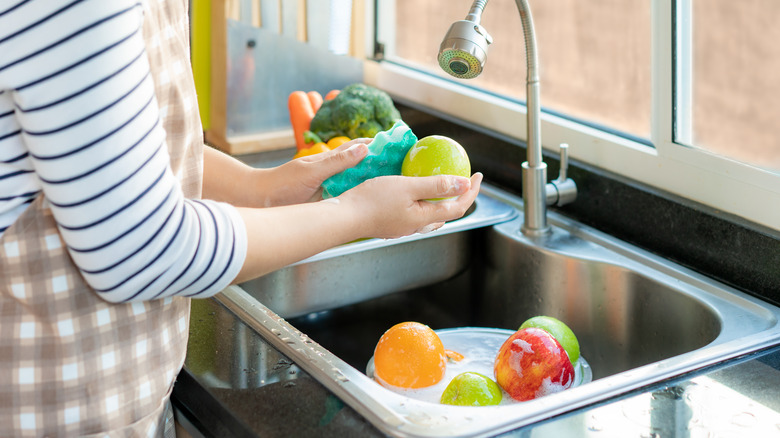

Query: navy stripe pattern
<box><xmin>0</xmin><ymin>0</ymin><xmax>247</xmax><ymax>302</ymax></box>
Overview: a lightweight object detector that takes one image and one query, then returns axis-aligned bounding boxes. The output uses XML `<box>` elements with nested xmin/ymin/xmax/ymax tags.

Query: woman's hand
<box><xmin>255</xmin><ymin>139</ymin><xmax>371</xmax><ymax>206</ymax></box>
<box><xmin>231</xmin><ymin>172</ymin><xmax>482</xmax><ymax>283</ymax></box>
<box><xmin>202</xmin><ymin>140</ymin><xmax>369</xmax><ymax>208</ymax></box>
<box><xmin>339</xmin><ymin>172</ymin><xmax>483</xmax><ymax>239</ymax></box>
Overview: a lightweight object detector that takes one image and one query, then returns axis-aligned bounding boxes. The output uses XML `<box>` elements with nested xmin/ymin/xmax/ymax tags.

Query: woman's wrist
<box><xmin>232</xmin><ymin>197</ymin><xmax>365</xmax><ymax>283</ymax></box>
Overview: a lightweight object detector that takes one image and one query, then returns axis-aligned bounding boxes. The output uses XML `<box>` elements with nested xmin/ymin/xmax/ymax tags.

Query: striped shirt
<box><xmin>0</xmin><ymin>0</ymin><xmax>247</xmax><ymax>302</ymax></box>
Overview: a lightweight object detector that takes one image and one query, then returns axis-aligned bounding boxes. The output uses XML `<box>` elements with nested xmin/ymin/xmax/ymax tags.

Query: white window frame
<box><xmin>361</xmin><ymin>0</ymin><xmax>780</xmax><ymax>232</ymax></box>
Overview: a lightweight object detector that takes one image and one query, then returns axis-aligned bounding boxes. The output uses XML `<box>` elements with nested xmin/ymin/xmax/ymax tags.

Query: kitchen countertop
<box><xmin>172</xmin><ymin>296</ymin><xmax>780</xmax><ymax>437</ymax></box>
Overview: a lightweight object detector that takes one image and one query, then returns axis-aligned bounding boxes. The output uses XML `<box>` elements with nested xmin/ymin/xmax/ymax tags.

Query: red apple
<box><xmin>494</xmin><ymin>327</ymin><xmax>575</xmax><ymax>401</ymax></box>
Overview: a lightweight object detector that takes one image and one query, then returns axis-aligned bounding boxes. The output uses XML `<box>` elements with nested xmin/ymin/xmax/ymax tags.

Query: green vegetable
<box><xmin>307</xmin><ymin>83</ymin><xmax>402</xmax><ymax>142</ymax></box>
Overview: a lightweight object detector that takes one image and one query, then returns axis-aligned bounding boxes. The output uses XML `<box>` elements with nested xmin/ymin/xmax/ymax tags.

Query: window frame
<box><xmin>361</xmin><ymin>0</ymin><xmax>780</xmax><ymax>232</ymax></box>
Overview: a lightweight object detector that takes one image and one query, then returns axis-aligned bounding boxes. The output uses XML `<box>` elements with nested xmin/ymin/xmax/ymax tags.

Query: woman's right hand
<box><xmin>338</xmin><ymin>172</ymin><xmax>483</xmax><ymax>239</ymax></box>
<box><xmin>231</xmin><ymin>171</ymin><xmax>482</xmax><ymax>284</ymax></box>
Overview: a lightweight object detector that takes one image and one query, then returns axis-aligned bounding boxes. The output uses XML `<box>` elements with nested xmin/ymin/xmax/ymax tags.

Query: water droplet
<box><xmin>587</xmin><ymin>414</ymin><xmax>603</xmax><ymax>432</ymax></box>
<box><xmin>272</xmin><ymin>359</ymin><xmax>293</xmax><ymax>370</ymax></box>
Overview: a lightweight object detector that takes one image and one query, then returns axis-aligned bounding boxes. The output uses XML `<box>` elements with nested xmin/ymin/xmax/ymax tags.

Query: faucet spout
<box><xmin>438</xmin><ymin>0</ymin><xmax>577</xmax><ymax>236</ymax></box>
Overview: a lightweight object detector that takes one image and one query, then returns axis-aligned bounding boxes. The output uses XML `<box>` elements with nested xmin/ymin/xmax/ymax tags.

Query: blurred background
<box><xmin>193</xmin><ymin>0</ymin><xmax>780</xmax><ymax>172</ymax></box>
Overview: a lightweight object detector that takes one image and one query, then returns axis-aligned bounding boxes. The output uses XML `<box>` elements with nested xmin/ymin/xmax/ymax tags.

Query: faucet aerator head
<box><xmin>438</xmin><ymin>20</ymin><xmax>490</xmax><ymax>79</ymax></box>
<box><xmin>449</xmin><ymin>59</ymin><xmax>471</xmax><ymax>75</ymax></box>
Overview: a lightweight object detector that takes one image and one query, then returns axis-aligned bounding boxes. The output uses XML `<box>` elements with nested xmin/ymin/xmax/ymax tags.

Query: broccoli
<box><xmin>308</xmin><ymin>83</ymin><xmax>402</xmax><ymax>142</ymax></box>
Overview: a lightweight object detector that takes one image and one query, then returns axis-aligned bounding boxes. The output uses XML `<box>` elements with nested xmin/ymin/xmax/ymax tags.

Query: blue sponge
<box><xmin>322</xmin><ymin>121</ymin><xmax>418</xmax><ymax>198</ymax></box>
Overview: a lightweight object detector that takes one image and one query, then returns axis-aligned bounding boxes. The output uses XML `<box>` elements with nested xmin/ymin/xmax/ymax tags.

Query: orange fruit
<box><xmin>373</xmin><ymin>322</ymin><xmax>447</xmax><ymax>388</ymax></box>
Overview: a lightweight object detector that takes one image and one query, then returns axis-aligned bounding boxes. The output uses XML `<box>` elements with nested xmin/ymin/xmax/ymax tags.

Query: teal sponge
<box><xmin>322</xmin><ymin>121</ymin><xmax>418</xmax><ymax>198</ymax></box>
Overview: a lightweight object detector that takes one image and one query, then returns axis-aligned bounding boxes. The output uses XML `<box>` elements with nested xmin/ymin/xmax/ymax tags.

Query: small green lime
<box><xmin>440</xmin><ymin>372</ymin><xmax>502</xmax><ymax>407</ymax></box>
<box><xmin>401</xmin><ymin>135</ymin><xmax>470</xmax><ymax>178</ymax></box>
<box><xmin>520</xmin><ymin>316</ymin><xmax>580</xmax><ymax>364</ymax></box>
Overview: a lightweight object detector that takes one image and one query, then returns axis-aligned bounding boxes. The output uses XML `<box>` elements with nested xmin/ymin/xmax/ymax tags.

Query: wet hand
<box><xmin>339</xmin><ymin>172</ymin><xmax>483</xmax><ymax>239</ymax></box>
<box><xmin>263</xmin><ymin>139</ymin><xmax>371</xmax><ymax>205</ymax></box>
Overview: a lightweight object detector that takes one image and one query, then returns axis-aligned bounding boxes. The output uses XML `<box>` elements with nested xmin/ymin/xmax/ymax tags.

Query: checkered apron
<box><xmin>0</xmin><ymin>0</ymin><xmax>205</xmax><ymax>436</ymax></box>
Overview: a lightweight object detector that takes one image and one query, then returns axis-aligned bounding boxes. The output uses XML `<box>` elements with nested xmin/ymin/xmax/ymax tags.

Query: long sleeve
<box><xmin>0</xmin><ymin>0</ymin><xmax>247</xmax><ymax>302</ymax></box>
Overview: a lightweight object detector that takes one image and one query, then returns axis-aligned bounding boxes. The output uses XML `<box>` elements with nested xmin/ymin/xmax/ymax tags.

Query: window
<box><xmin>389</xmin><ymin>0</ymin><xmax>651</xmax><ymax>141</ymax></box>
<box><xmin>365</xmin><ymin>0</ymin><xmax>780</xmax><ymax>231</ymax></box>
<box><xmin>676</xmin><ymin>0</ymin><xmax>780</xmax><ymax>172</ymax></box>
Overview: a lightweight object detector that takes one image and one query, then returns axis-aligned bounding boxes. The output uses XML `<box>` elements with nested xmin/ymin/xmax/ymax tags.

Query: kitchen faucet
<box><xmin>438</xmin><ymin>0</ymin><xmax>577</xmax><ymax>236</ymax></box>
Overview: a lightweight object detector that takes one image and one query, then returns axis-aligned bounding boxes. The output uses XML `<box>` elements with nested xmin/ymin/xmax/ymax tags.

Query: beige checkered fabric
<box><xmin>0</xmin><ymin>0</ymin><xmax>204</xmax><ymax>436</ymax></box>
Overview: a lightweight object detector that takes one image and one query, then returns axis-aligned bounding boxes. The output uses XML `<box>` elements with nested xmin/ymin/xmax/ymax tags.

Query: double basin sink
<box><xmin>217</xmin><ymin>184</ymin><xmax>780</xmax><ymax>437</ymax></box>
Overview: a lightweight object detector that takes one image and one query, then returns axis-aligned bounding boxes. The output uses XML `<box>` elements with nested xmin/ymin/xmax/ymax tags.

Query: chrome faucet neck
<box><xmin>441</xmin><ymin>0</ymin><xmax>577</xmax><ymax>236</ymax></box>
<box><xmin>512</xmin><ymin>0</ymin><xmax>576</xmax><ymax>236</ymax></box>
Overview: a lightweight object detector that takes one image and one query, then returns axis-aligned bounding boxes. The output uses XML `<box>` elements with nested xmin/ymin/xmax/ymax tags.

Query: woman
<box><xmin>0</xmin><ymin>0</ymin><xmax>480</xmax><ymax>436</ymax></box>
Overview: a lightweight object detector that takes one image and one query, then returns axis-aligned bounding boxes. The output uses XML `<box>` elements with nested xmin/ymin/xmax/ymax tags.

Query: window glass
<box><xmin>681</xmin><ymin>0</ymin><xmax>780</xmax><ymax>172</ymax></box>
<box><xmin>389</xmin><ymin>0</ymin><xmax>651</xmax><ymax>140</ymax></box>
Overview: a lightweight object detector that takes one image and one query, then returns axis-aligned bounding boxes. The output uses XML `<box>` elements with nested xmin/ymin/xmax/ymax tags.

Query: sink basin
<box><xmin>218</xmin><ymin>184</ymin><xmax>780</xmax><ymax>438</ymax></box>
<box><xmin>238</xmin><ymin>193</ymin><xmax>517</xmax><ymax>318</ymax></box>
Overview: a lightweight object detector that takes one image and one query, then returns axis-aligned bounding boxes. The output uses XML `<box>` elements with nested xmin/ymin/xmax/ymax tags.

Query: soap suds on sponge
<box><xmin>321</xmin><ymin>121</ymin><xmax>418</xmax><ymax>198</ymax></box>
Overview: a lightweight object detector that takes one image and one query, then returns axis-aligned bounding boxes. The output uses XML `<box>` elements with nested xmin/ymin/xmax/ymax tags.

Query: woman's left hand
<box><xmin>256</xmin><ymin>138</ymin><xmax>371</xmax><ymax>206</ymax></box>
<box><xmin>202</xmin><ymin>140</ymin><xmax>369</xmax><ymax>208</ymax></box>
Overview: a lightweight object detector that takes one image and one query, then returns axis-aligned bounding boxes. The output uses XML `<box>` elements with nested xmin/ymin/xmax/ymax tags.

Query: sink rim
<box><xmin>217</xmin><ymin>186</ymin><xmax>780</xmax><ymax>438</ymax></box>
<box><xmin>267</xmin><ymin>193</ymin><xmax>518</xmax><ymax>268</ymax></box>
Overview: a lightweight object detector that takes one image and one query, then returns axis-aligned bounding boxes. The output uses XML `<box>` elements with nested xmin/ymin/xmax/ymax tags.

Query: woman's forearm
<box><xmin>230</xmin><ymin>173</ymin><xmax>481</xmax><ymax>284</ymax></box>
<box><xmin>202</xmin><ymin>142</ymin><xmax>370</xmax><ymax>208</ymax></box>
<box><xmin>231</xmin><ymin>198</ymin><xmax>362</xmax><ymax>283</ymax></box>
<box><xmin>202</xmin><ymin>146</ymin><xmax>271</xmax><ymax>207</ymax></box>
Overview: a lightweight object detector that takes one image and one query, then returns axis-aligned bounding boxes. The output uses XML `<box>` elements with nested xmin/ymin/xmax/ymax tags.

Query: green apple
<box><xmin>402</xmin><ymin>136</ymin><xmax>470</xmax><ymax>200</ymax></box>
<box><xmin>401</xmin><ymin>135</ymin><xmax>470</xmax><ymax>178</ymax></box>
<box><xmin>520</xmin><ymin>316</ymin><xmax>580</xmax><ymax>364</ymax></box>
<box><xmin>440</xmin><ymin>372</ymin><xmax>502</xmax><ymax>407</ymax></box>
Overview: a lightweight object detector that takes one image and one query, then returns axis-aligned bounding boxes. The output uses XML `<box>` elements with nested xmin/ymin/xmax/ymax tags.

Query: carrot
<box><xmin>288</xmin><ymin>91</ymin><xmax>316</xmax><ymax>151</ymax></box>
<box><xmin>307</xmin><ymin>91</ymin><xmax>323</xmax><ymax>113</ymax></box>
<box><xmin>325</xmin><ymin>89</ymin><xmax>340</xmax><ymax>101</ymax></box>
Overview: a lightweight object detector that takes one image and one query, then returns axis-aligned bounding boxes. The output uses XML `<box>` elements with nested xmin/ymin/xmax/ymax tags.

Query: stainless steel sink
<box><xmin>218</xmin><ymin>184</ymin><xmax>780</xmax><ymax>438</ymax></box>
<box><xmin>239</xmin><ymin>193</ymin><xmax>518</xmax><ymax>318</ymax></box>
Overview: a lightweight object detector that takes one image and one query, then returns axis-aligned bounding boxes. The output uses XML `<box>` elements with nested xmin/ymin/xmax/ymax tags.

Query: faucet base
<box><xmin>521</xmin><ymin>161</ymin><xmax>551</xmax><ymax>236</ymax></box>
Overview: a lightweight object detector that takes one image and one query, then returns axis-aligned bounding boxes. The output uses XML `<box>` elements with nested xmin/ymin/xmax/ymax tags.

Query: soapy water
<box><xmin>366</xmin><ymin>327</ymin><xmax>592</xmax><ymax>406</ymax></box>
